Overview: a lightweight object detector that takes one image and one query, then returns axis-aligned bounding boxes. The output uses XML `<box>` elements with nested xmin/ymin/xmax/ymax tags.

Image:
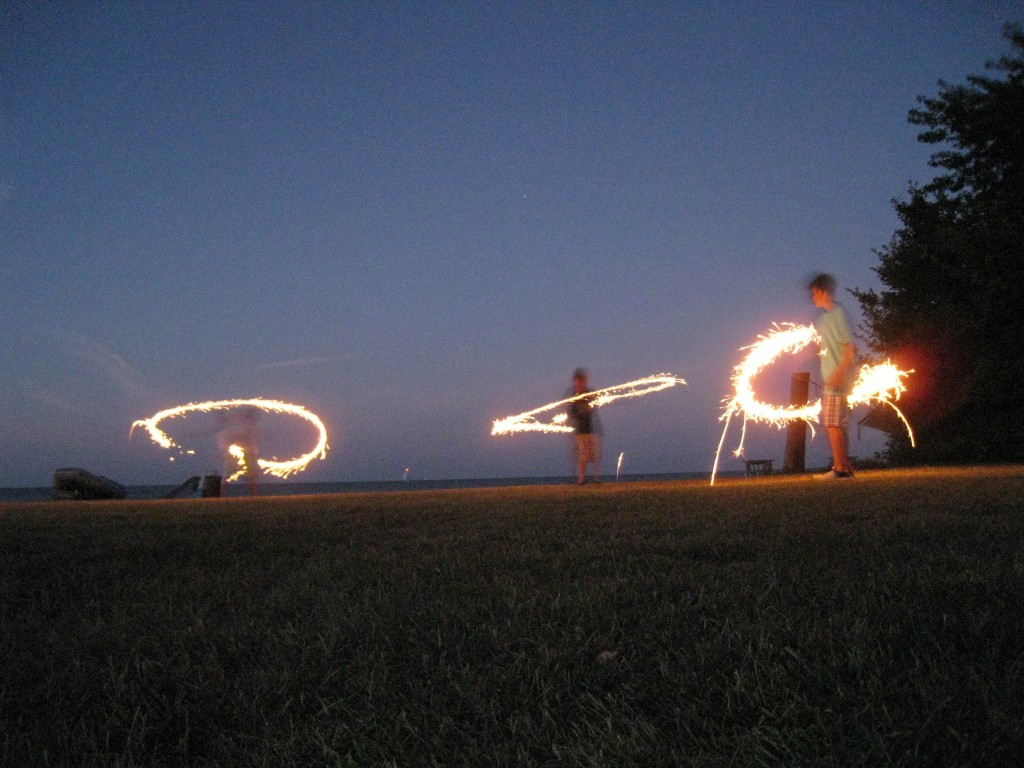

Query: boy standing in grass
<box><xmin>809</xmin><ymin>273</ymin><xmax>856</xmax><ymax>479</ymax></box>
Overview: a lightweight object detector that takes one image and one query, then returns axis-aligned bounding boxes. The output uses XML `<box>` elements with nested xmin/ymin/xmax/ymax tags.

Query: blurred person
<box><xmin>567</xmin><ymin>368</ymin><xmax>602</xmax><ymax>484</ymax></box>
<box><xmin>809</xmin><ymin>273</ymin><xmax>856</xmax><ymax>479</ymax></box>
<box><xmin>217</xmin><ymin>407</ymin><xmax>262</xmax><ymax>496</ymax></box>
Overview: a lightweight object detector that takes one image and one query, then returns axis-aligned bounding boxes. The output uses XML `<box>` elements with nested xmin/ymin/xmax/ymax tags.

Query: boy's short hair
<box><xmin>808</xmin><ymin>272</ymin><xmax>836</xmax><ymax>296</ymax></box>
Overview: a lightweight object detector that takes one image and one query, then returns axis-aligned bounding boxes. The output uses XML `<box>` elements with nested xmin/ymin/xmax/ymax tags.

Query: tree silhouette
<box><xmin>855</xmin><ymin>25</ymin><xmax>1024</xmax><ymax>463</ymax></box>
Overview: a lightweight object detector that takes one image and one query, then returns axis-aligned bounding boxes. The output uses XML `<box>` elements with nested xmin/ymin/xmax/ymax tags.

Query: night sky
<box><xmin>2</xmin><ymin>2</ymin><xmax>1019</xmax><ymax>487</ymax></box>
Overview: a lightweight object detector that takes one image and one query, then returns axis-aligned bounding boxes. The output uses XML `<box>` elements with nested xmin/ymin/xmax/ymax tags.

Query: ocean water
<box><xmin>0</xmin><ymin>473</ymin><xmax>717</xmax><ymax>503</ymax></box>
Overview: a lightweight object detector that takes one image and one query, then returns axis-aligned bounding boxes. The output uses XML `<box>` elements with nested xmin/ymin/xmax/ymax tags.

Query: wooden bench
<box><xmin>744</xmin><ymin>459</ymin><xmax>773</xmax><ymax>476</ymax></box>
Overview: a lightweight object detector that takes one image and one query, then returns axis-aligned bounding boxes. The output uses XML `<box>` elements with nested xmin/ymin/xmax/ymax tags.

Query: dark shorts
<box><xmin>821</xmin><ymin>394</ymin><xmax>849</xmax><ymax>429</ymax></box>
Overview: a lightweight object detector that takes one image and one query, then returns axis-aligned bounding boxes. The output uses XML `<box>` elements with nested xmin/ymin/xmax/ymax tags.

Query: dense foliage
<box><xmin>854</xmin><ymin>25</ymin><xmax>1024</xmax><ymax>464</ymax></box>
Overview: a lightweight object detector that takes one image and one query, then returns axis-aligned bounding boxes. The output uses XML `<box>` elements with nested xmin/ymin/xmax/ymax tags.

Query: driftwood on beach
<box><xmin>165</xmin><ymin>474</ymin><xmax>223</xmax><ymax>499</ymax></box>
<box><xmin>52</xmin><ymin>468</ymin><xmax>127</xmax><ymax>501</ymax></box>
<box><xmin>165</xmin><ymin>476</ymin><xmax>200</xmax><ymax>498</ymax></box>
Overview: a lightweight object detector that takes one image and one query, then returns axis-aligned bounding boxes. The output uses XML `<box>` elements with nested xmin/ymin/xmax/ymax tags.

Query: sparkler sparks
<box><xmin>491</xmin><ymin>374</ymin><xmax>687</xmax><ymax>436</ymax></box>
<box><xmin>710</xmin><ymin>324</ymin><xmax>914</xmax><ymax>485</ymax></box>
<box><xmin>131</xmin><ymin>398</ymin><xmax>329</xmax><ymax>480</ymax></box>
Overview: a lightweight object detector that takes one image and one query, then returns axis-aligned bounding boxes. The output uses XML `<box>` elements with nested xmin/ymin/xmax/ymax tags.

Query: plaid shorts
<box><xmin>575</xmin><ymin>433</ymin><xmax>601</xmax><ymax>463</ymax></box>
<box><xmin>821</xmin><ymin>394</ymin><xmax>849</xmax><ymax>429</ymax></box>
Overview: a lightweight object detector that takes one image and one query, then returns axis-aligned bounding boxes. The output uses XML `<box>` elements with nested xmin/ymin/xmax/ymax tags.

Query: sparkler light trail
<box><xmin>491</xmin><ymin>374</ymin><xmax>687</xmax><ymax>436</ymax></box>
<box><xmin>131</xmin><ymin>398</ymin><xmax>329</xmax><ymax>480</ymax></box>
<box><xmin>710</xmin><ymin>324</ymin><xmax>914</xmax><ymax>485</ymax></box>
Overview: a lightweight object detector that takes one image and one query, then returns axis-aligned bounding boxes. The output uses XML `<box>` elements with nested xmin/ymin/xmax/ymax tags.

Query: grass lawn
<box><xmin>2</xmin><ymin>466</ymin><xmax>1023</xmax><ymax>766</ymax></box>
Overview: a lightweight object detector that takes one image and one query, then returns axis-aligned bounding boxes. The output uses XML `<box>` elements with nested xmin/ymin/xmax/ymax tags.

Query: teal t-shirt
<box><xmin>815</xmin><ymin>303</ymin><xmax>854</xmax><ymax>395</ymax></box>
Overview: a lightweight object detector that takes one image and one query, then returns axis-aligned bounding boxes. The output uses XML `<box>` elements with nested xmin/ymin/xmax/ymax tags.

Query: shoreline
<box><xmin>2</xmin><ymin>464</ymin><xmax>1021</xmax><ymax>510</ymax></box>
<box><xmin>0</xmin><ymin>470</ymin><xmax>731</xmax><ymax>504</ymax></box>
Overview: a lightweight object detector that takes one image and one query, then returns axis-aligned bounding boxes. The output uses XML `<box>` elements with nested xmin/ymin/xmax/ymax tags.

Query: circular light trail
<box><xmin>711</xmin><ymin>324</ymin><xmax>914</xmax><ymax>485</ymax></box>
<box><xmin>131</xmin><ymin>398</ymin><xmax>329</xmax><ymax>480</ymax></box>
<box><xmin>492</xmin><ymin>374</ymin><xmax>687</xmax><ymax>436</ymax></box>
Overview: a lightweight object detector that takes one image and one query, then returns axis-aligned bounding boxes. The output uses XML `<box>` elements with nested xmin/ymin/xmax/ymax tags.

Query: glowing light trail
<box><xmin>131</xmin><ymin>398</ymin><xmax>329</xmax><ymax>480</ymax></box>
<box><xmin>710</xmin><ymin>324</ymin><xmax>914</xmax><ymax>485</ymax></box>
<box><xmin>491</xmin><ymin>374</ymin><xmax>687</xmax><ymax>436</ymax></box>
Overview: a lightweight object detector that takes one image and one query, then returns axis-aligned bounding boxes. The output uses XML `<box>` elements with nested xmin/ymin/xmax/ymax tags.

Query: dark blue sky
<box><xmin>2</xmin><ymin>2</ymin><xmax>1019</xmax><ymax>486</ymax></box>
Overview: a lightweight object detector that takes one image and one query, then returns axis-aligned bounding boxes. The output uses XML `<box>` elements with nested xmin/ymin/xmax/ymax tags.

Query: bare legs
<box><xmin>827</xmin><ymin>426</ymin><xmax>851</xmax><ymax>474</ymax></box>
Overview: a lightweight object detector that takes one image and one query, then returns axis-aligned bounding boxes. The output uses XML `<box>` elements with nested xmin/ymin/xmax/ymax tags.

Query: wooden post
<box><xmin>783</xmin><ymin>372</ymin><xmax>810</xmax><ymax>473</ymax></box>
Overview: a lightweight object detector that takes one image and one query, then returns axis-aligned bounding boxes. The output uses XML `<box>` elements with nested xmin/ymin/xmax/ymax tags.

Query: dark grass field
<box><xmin>2</xmin><ymin>466</ymin><xmax>1023</xmax><ymax>767</ymax></box>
